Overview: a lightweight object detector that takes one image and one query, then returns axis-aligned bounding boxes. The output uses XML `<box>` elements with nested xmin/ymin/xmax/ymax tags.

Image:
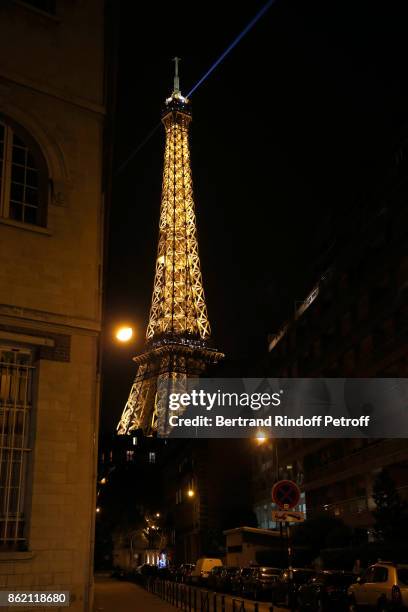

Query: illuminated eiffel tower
<box><xmin>117</xmin><ymin>59</ymin><xmax>224</xmax><ymax>436</ymax></box>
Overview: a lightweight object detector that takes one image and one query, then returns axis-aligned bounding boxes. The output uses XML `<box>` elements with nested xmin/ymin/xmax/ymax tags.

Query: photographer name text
<box><xmin>168</xmin><ymin>414</ymin><xmax>371</xmax><ymax>428</ymax></box>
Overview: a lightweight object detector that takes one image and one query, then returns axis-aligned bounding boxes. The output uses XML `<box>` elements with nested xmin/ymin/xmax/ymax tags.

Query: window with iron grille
<box><xmin>0</xmin><ymin>117</ymin><xmax>48</xmax><ymax>227</ymax></box>
<box><xmin>0</xmin><ymin>347</ymin><xmax>34</xmax><ymax>550</ymax></box>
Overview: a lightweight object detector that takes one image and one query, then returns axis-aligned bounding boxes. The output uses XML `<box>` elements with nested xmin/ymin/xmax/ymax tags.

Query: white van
<box><xmin>190</xmin><ymin>558</ymin><xmax>223</xmax><ymax>584</ymax></box>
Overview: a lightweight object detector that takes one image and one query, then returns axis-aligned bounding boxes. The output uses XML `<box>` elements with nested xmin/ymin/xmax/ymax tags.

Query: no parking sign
<box><xmin>271</xmin><ymin>480</ymin><xmax>301</xmax><ymax>510</ymax></box>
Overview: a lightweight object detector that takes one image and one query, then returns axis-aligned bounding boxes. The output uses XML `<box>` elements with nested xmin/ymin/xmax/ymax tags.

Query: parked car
<box><xmin>348</xmin><ymin>562</ymin><xmax>408</xmax><ymax>611</ymax></box>
<box><xmin>166</xmin><ymin>566</ymin><xmax>178</xmax><ymax>582</ymax></box>
<box><xmin>231</xmin><ymin>567</ymin><xmax>255</xmax><ymax>595</ymax></box>
<box><xmin>246</xmin><ymin>566</ymin><xmax>281</xmax><ymax>600</ymax></box>
<box><xmin>272</xmin><ymin>568</ymin><xmax>317</xmax><ymax>608</ymax></box>
<box><xmin>157</xmin><ymin>567</ymin><xmax>172</xmax><ymax>581</ymax></box>
<box><xmin>135</xmin><ymin>563</ymin><xmax>157</xmax><ymax>577</ymax></box>
<box><xmin>297</xmin><ymin>570</ymin><xmax>356</xmax><ymax>611</ymax></box>
<box><xmin>241</xmin><ymin>567</ymin><xmax>259</xmax><ymax>597</ymax></box>
<box><xmin>175</xmin><ymin>563</ymin><xmax>196</xmax><ymax>583</ymax></box>
<box><xmin>190</xmin><ymin>558</ymin><xmax>223</xmax><ymax>584</ymax></box>
<box><xmin>207</xmin><ymin>565</ymin><xmax>225</xmax><ymax>590</ymax></box>
<box><xmin>218</xmin><ymin>567</ymin><xmax>241</xmax><ymax>593</ymax></box>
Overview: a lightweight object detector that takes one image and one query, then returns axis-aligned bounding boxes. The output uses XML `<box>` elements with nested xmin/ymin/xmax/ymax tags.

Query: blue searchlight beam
<box><xmin>187</xmin><ymin>0</ymin><xmax>277</xmax><ymax>98</ymax></box>
<box><xmin>115</xmin><ymin>0</ymin><xmax>277</xmax><ymax>176</ymax></box>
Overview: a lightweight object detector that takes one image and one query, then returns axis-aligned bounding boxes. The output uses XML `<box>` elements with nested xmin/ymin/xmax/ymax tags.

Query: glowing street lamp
<box><xmin>96</xmin><ymin>507</ymin><xmax>101</xmax><ymax>513</ymax></box>
<box><xmin>115</xmin><ymin>326</ymin><xmax>133</xmax><ymax>342</ymax></box>
<box><xmin>255</xmin><ymin>431</ymin><xmax>267</xmax><ymax>444</ymax></box>
<box><xmin>187</xmin><ymin>489</ymin><xmax>195</xmax><ymax>498</ymax></box>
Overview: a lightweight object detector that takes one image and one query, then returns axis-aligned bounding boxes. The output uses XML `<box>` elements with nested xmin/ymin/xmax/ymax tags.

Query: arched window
<box><xmin>0</xmin><ymin>115</ymin><xmax>48</xmax><ymax>227</ymax></box>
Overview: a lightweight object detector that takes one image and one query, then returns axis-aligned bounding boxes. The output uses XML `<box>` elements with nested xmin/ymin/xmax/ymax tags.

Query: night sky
<box><xmin>101</xmin><ymin>0</ymin><xmax>408</xmax><ymax>432</ymax></box>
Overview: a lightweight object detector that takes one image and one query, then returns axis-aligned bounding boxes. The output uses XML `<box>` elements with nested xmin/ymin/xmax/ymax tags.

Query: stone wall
<box><xmin>0</xmin><ymin>2</ymin><xmax>107</xmax><ymax>610</ymax></box>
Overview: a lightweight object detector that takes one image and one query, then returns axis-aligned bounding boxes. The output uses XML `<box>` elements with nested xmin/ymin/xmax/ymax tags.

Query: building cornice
<box><xmin>0</xmin><ymin>303</ymin><xmax>101</xmax><ymax>335</ymax></box>
<box><xmin>0</xmin><ymin>67</ymin><xmax>106</xmax><ymax>116</ymax></box>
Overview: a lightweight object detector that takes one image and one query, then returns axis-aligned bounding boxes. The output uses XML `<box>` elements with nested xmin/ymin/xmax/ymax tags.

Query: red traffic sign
<box><xmin>272</xmin><ymin>480</ymin><xmax>301</xmax><ymax>510</ymax></box>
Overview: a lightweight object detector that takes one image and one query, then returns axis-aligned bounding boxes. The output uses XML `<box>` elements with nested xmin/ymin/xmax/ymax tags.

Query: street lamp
<box><xmin>115</xmin><ymin>326</ymin><xmax>133</xmax><ymax>342</ymax></box>
<box><xmin>255</xmin><ymin>431</ymin><xmax>267</xmax><ymax>444</ymax></box>
<box><xmin>96</xmin><ymin>507</ymin><xmax>101</xmax><ymax>513</ymax></box>
<box><xmin>187</xmin><ymin>489</ymin><xmax>195</xmax><ymax>498</ymax></box>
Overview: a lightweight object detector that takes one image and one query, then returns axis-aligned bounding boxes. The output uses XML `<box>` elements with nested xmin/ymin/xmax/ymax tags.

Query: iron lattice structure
<box><xmin>117</xmin><ymin>67</ymin><xmax>224</xmax><ymax>436</ymax></box>
<box><xmin>146</xmin><ymin>95</ymin><xmax>210</xmax><ymax>341</ymax></box>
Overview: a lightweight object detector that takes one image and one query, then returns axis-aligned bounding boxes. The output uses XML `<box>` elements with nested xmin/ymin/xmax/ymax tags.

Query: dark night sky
<box><xmin>101</xmin><ymin>0</ymin><xmax>408</xmax><ymax>432</ymax></box>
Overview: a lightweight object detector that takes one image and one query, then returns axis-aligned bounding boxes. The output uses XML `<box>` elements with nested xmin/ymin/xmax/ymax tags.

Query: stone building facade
<box><xmin>0</xmin><ymin>1</ymin><xmax>114</xmax><ymax>609</ymax></box>
<box><xmin>261</xmin><ymin>141</ymin><xmax>408</xmax><ymax>535</ymax></box>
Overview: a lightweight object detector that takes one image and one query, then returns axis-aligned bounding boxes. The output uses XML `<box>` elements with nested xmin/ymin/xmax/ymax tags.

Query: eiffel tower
<box><xmin>117</xmin><ymin>59</ymin><xmax>224</xmax><ymax>436</ymax></box>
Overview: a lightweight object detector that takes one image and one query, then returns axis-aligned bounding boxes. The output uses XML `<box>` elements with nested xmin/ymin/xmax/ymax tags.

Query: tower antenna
<box><xmin>173</xmin><ymin>56</ymin><xmax>181</xmax><ymax>94</ymax></box>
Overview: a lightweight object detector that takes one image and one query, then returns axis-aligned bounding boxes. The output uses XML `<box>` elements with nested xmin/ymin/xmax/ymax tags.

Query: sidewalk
<box><xmin>93</xmin><ymin>574</ymin><xmax>286</xmax><ymax>612</ymax></box>
<box><xmin>93</xmin><ymin>574</ymin><xmax>176</xmax><ymax>612</ymax></box>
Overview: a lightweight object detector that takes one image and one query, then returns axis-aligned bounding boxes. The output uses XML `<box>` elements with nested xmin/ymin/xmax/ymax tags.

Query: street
<box><xmin>93</xmin><ymin>574</ymin><xmax>288</xmax><ymax>612</ymax></box>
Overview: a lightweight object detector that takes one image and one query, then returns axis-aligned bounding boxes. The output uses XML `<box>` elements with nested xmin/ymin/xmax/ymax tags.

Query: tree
<box><xmin>372</xmin><ymin>469</ymin><xmax>408</xmax><ymax>542</ymax></box>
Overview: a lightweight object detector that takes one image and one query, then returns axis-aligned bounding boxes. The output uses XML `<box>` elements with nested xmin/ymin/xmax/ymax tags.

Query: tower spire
<box><xmin>173</xmin><ymin>56</ymin><xmax>181</xmax><ymax>94</ymax></box>
<box><xmin>116</xmin><ymin>63</ymin><xmax>223</xmax><ymax>437</ymax></box>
